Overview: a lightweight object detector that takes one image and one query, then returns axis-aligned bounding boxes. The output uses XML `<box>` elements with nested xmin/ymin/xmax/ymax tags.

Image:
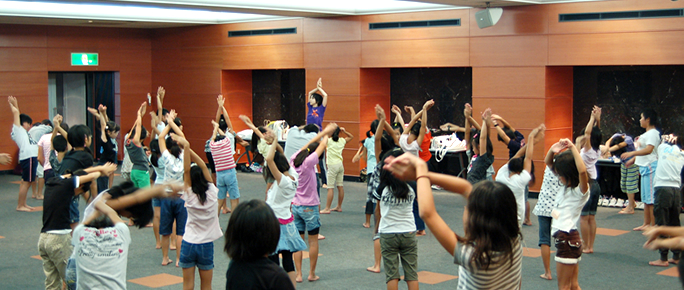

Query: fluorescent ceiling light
<box><xmin>0</xmin><ymin>0</ymin><xmax>288</xmax><ymax>24</ymax></box>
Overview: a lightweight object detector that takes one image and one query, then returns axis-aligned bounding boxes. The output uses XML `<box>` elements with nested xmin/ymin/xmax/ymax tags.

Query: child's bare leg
<box><xmin>36</xmin><ymin>177</ymin><xmax>44</xmax><ymax>199</ymax></box>
<box><xmin>367</xmin><ymin>239</ymin><xmax>381</xmax><ymax>273</ymax></box>
<box><xmin>182</xmin><ymin>266</ymin><xmax>195</xmax><ymax>290</ymax></box>
<box><xmin>171</xmin><ymin>222</ymin><xmax>177</xmax><ymax>250</ymax></box>
<box><xmin>218</xmin><ymin>198</ymin><xmax>227</xmax><ymax>215</ymax></box>
<box><xmin>556</xmin><ymin>263</ymin><xmax>577</xmax><ymax>290</ymax></box>
<box><xmin>320</xmin><ymin>189</ymin><xmax>333</xmax><ymax>213</ymax></box>
<box><xmin>30</xmin><ymin>180</ymin><xmax>37</xmax><ymax>198</ymax></box>
<box><xmin>175</xmin><ymin>235</ymin><xmax>183</xmax><ymax>267</ymax></box>
<box><xmin>198</xmin><ymin>269</ymin><xmax>212</xmax><ymax>290</ymax></box>
<box><xmin>364</xmin><ymin>214</ymin><xmax>371</xmax><ymax>228</ymax></box>
<box><xmin>540</xmin><ymin>244</ymin><xmax>552</xmax><ymax>280</ymax></box>
<box><xmin>406</xmin><ymin>280</ymin><xmax>419</xmax><ymax>290</ymax></box>
<box><xmin>387</xmin><ymin>279</ymin><xmax>399</xmax><ymax>290</ymax></box>
<box><xmin>645</xmin><ymin>204</ymin><xmax>655</xmax><ymax>226</ymax></box>
<box><xmin>294</xmin><ymin>238</ymin><xmax>304</xmax><ymax>283</ymax></box>
<box><xmin>308</xmin><ymin>234</ymin><xmax>320</xmax><ymax>281</ymax></box>
<box><xmin>17</xmin><ymin>181</ymin><xmax>33</xmax><ymax>211</ymax></box>
<box><xmin>161</xmin><ymin>235</ymin><xmax>172</xmax><ymax>265</ymax></box>
<box><xmin>571</xmin><ymin>263</ymin><xmax>580</xmax><ymax>290</ymax></box>
<box><xmin>620</xmin><ymin>193</ymin><xmax>635</xmax><ymax>213</ymax></box>
<box><xmin>230</xmin><ymin>198</ymin><xmax>239</xmax><ymax>213</ymax></box>
<box><xmin>523</xmin><ymin>201</ymin><xmax>531</xmax><ymax>225</ymax></box>
<box><xmin>331</xmin><ymin>186</ymin><xmax>344</xmax><ymax>212</ymax></box>
<box><xmin>153</xmin><ymin>207</ymin><xmax>161</xmax><ymax>249</ymax></box>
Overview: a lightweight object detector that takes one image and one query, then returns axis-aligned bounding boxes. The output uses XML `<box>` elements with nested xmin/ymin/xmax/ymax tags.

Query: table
<box><xmin>235</xmin><ymin>139</ymin><xmax>286</xmax><ymax>165</ymax></box>
<box><xmin>429</xmin><ymin>148</ymin><xmax>468</xmax><ymax>178</ymax></box>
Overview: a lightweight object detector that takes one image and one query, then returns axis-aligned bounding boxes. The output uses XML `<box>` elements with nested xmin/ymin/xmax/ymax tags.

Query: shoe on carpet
<box><xmin>608</xmin><ymin>197</ymin><xmax>618</xmax><ymax>207</ymax></box>
<box><xmin>616</xmin><ymin>199</ymin><xmax>624</xmax><ymax>208</ymax></box>
<box><xmin>599</xmin><ymin>196</ymin><xmax>608</xmax><ymax>207</ymax></box>
<box><xmin>636</xmin><ymin>202</ymin><xmax>645</xmax><ymax>210</ymax></box>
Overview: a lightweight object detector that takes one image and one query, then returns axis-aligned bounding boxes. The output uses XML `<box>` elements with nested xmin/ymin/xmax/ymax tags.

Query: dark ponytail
<box><xmin>190</xmin><ymin>166</ymin><xmax>208</xmax><ymax>205</ymax></box>
<box><xmin>149</xmin><ymin>139</ymin><xmax>160</xmax><ymax>167</ymax></box>
<box><xmin>294</xmin><ymin>143</ymin><xmax>319</xmax><ymax>168</ymax></box>
<box><xmin>332</xmin><ymin>127</ymin><xmax>340</xmax><ymax>142</ymax></box>
<box><xmin>250</xmin><ymin>127</ymin><xmax>267</xmax><ymax>154</ymax></box>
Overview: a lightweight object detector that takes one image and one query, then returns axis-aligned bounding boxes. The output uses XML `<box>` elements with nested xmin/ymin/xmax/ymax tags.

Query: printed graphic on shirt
<box><xmin>77</xmin><ymin>227</ymin><xmax>126</xmax><ymax>258</ymax></box>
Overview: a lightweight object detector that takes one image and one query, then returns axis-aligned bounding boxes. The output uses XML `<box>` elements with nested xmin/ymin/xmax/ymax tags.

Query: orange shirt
<box><xmin>419</xmin><ymin>131</ymin><xmax>432</xmax><ymax>162</ymax></box>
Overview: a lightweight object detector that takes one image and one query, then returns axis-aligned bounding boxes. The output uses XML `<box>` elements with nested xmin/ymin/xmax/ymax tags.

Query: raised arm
<box><xmin>415</xmin><ymin>100</ymin><xmax>434</xmax><ymax>145</ymax></box>
<box><xmin>439</xmin><ymin>123</ymin><xmax>465</xmax><ymax>133</ymax></box>
<box><xmin>405</xmin><ymin>105</ymin><xmax>416</xmax><ymax>120</ymax></box>
<box><xmin>524</xmin><ymin>124</ymin><xmax>545</xmax><ymax>172</ymax></box>
<box><xmin>492</xmin><ymin>114</ymin><xmax>515</xmax><ymax>132</ymax></box>
<box><xmin>165</xmin><ymin>111</ymin><xmax>185</xmax><ymax>138</ymax></box>
<box><xmin>51</xmin><ymin>115</ymin><xmax>67</xmax><ymax>149</ymax></box>
<box><xmin>492</xmin><ymin>118</ymin><xmax>511</xmax><ymax>145</ymax></box>
<box><xmin>383</xmin><ymin>153</ymin><xmax>472</xmax><ymax>256</ymax></box>
<box><xmin>131</xmin><ymin>102</ymin><xmax>146</xmax><ymax>146</ymax></box>
<box><xmin>480</xmin><ymin>109</ymin><xmax>492</xmax><ymax>155</ymax></box>
<box><xmin>238</xmin><ymin>115</ymin><xmax>265</xmax><ymax>140</ymax></box>
<box><xmin>340</xmin><ymin>127</ymin><xmax>354</xmax><ymax>143</ymax></box>
<box><xmin>218</xmin><ymin>95</ymin><xmax>235</xmax><ymax>131</ymax></box>
<box><xmin>579</xmin><ymin>106</ymin><xmax>598</xmax><ymax>151</ymax></box>
<box><xmin>98</xmin><ymin>104</ymin><xmax>110</xmax><ymax>123</ymax></box>
<box><xmin>317</xmin><ymin>78</ymin><xmax>328</xmax><ymax>107</ymax></box>
<box><xmin>149</xmin><ymin>112</ymin><xmax>160</xmax><ymax>140</ymax></box>
<box><xmin>391</xmin><ymin>105</ymin><xmax>405</xmax><ymax>128</ymax></box>
<box><xmin>7</xmin><ymin>96</ymin><xmax>20</xmax><ymax>127</ymax></box>
<box><xmin>156</xmin><ymin>86</ymin><xmax>165</xmax><ymax>120</ymax></box>
<box><xmin>402</xmin><ymin>109</ymin><xmax>423</xmax><ymax>135</ymax></box>
<box><xmin>315</xmin><ymin>136</ymin><xmax>329</xmax><ymax>158</ymax></box>
<box><xmin>106</xmin><ymin>183</ymin><xmax>183</xmax><ymax>212</ymax></box>
<box><xmin>352</xmin><ymin>146</ymin><xmax>366</xmax><ymax>163</ymax></box>
<box><xmin>464</xmin><ymin>105</ymin><xmax>472</xmax><ymax>150</ymax></box>
<box><xmin>90</xmin><ymin>200</ymin><xmax>124</xmax><ymax>225</ymax></box>
<box><xmin>210</xmin><ymin>120</ymin><xmax>221</xmax><ymax>142</ymax></box>
<box><xmin>300</xmin><ymin>122</ymin><xmax>337</xmax><ymax>152</ymax></box>
<box><xmin>563</xmin><ymin>138</ymin><xmax>589</xmax><ymax>193</ymax></box>
<box><xmin>87</xmin><ymin>106</ymin><xmax>108</xmax><ymax>143</ymax></box>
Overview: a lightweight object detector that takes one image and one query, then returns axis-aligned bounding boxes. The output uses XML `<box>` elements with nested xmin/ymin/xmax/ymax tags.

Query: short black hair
<box><xmin>265</xmin><ymin>151</ymin><xmax>290</xmax><ymax>180</ymax></box>
<box><xmin>224</xmin><ymin>199</ymin><xmax>280</xmax><ymax>262</ymax></box>
<box><xmin>410</xmin><ymin>121</ymin><xmax>421</xmax><ymax>136</ymax></box>
<box><xmin>609</xmin><ymin>135</ymin><xmax>626</xmax><ymax>157</ymax></box>
<box><xmin>67</xmin><ymin>124</ymin><xmax>92</xmax><ymax>148</ymax></box>
<box><xmin>129</xmin><ymin>126</ymin><xmax>148</xmax><ymax>141</ymax></box>
<box><xmin>42</xmin><ymin>119</ymin><xmax>53</xmax><ymax>127</ymax></box>
<box><xmin>508</xmin><ymin>157</ymin><xmax>524</xmax><ymax>174</ymax></box>
<box><xmin>53</xmin><ymin>135</ymin><xmax>68</xmax><ymax>152</ymax></box>
<box><xmin>310</xmin><ymin>93</ymin><xmax>323</xmax><ymax>106</ymax></box>
<box><xmin>106</xmin><ymin>121</ymin><xmax>120</xmax><ymax>133</ymax></box>
<box><xmin>497</xmin><ymin>127</ymin><xmax>516</xmax><ymax>143</ymax></box>
<box><xmin>589</xmin><ymin>126</ymin><xmax>602</xmax><ymax>151</ymax></box>
<box><xmin>19</xmin><ymin>114</ymin><xmax>32</xmax><ymax>126</ymax></box>
<box><xmin>173</xmin><ymin>117</ymin><xmax>182</xmax><ymax>127</ymax></box>
<box><xmin>303</xmin><ymin>124</ymin><xmax>319</xmax><ymax>134</ymax></box>
<box><xmin>85</xmin><ymin>215</ymin><xmax>114</xmax><ymax>229</ymax></box>
<box><xmin>161</xmin><ymin>108</ymin><xmax>169</xmax><ymax>117</ymax></box>
<box><xmin>641</xmin><ymin>108</ymin><xmax>659</xmax><ymax>127</ymax></box>
<box><xmin>72</xmin><ymin>169</ymin><xmax>92</xmax><ymax>192</ymax></box>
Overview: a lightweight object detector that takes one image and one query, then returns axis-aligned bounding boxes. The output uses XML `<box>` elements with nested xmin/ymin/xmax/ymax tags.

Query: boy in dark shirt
<box><xmin>38</xmin><ymin>163</ymin><xmax>116</xmax><ymax>290</ymax></box>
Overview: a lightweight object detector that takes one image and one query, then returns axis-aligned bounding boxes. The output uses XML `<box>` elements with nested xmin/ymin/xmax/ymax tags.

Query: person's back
<box><xmin>655</xmin><ymin>142</ymin><xmax>684</xmax><ymax>188</ymax></box>
<box><xmin>182</xmin><ymin>184</ymin><xmax>222</xmax><ymax>244</ymax></box>
<box><xmin>284</xmin><ymin>126</ymin><xmax>318</xmax><ymax>160</ymax></box>
<box><xmin>326</xmin><ymin>138</ymin><xmax>346</xmax><ymax>165</ymax></box>
<box><xmin>495</xmin><ymin>163</ymin><xmax>531</xmax><ymax>226</ymax></box>
<box><xmin>72</xmin><ymin>222</ymin><xmax>130</xmax><ymax>290</ymax></box>
<box><xmin>290</xmin><ymin>149</ymin><xmax>319</xmax><ymax>206</ymax></box>
<box><xmin>59</xmin><ymin>150</ymin><xmax>93</xmax><ymax>175</ymax></box>
<box><xmin>226</xmin><ymin>258</ymin><xmax>295</xmax><ymax>290</ymax></box>
<box><xmin>454</xmin><ymin>238</ymin><xmax>523</xmax><ymax>289</ymax></box>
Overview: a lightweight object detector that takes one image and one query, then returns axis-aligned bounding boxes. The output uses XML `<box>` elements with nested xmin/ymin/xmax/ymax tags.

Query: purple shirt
<box><xmin>290</xmin><ymin>149</ymin><xmax>320</xmax><ymax>206</ymax></box>
<box><xmin>306</xmin><ymin>103</ymin><xmax>326</xmax><ymax>129</ymax></box>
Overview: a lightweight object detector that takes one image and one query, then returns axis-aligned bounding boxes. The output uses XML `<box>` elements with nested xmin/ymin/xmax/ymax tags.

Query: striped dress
<box><xmin>454</xmin><ymin>238</ymin><xmax>522</xmax><ymax>290</ymax></box>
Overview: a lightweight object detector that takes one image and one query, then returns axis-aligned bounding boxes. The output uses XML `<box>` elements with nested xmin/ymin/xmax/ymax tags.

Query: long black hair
<box><xmin>461</xmin><ymin>181</ymin><xmax>520</xmax><ymax>270</ymax></box>
<box><xmin>331</xmin><ymin>127</ymin><xmax>341</xmax><ymax>142</ymax></box>
<box><xmin>265</xmin><ymin>151</ymin><xmax>291</xmax><ymax>180</ymax></box>
<box><xmin>553</xmin><ymin>151</ymin><xmax>579</xmax><ymax>188</ymax></box>
<box><xmin>149</xmin><ymin>139</ymin><xmax>161</xmax><ymax>167</ymax></box>
<box><xmin>190</xmin><ymin>166</ymin><xmax>208</xmax><ymax>204</ymax></box>
<box><xmin>250</xmin><ymin>127</ymin><xmax>267</xmax><ymax>154</ymax></box>
<box><xmin>165</xmin><ymin>137</ymin><xmax>181</xmax><ymax>159</ymax></box>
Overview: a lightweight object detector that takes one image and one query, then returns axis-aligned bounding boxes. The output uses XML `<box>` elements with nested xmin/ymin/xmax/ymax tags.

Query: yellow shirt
<box><xmin>326</xmin><ymin>138</ymin><xmax>346</xmax><ymax>165</ymax></box>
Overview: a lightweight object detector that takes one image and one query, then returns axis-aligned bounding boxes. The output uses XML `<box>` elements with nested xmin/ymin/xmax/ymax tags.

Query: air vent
<box><xmin>228</xmin><ymin>27</ymin><xmax>297</xmax><ymax>37</ymax></box>
<box><xmin>559</xmin><ymin>8</ymin><xmax>683</xmax><ymax>22</ymax></box>
<box><xmin>369</xmin><ymin>19</ymin><xmax>460</xmax><ymax>30</ymax></box>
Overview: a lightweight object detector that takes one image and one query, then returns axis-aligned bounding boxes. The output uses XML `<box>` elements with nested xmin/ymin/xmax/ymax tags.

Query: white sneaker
<box><xmin>636</xmin><ymin>202</ymin><xmax>645</xmax><ymax>210</ymax></box>
<box><xmin>623</xmin><ymin>200</ymin><xmax>629</xmax><ymax>209</ymax></box>
<box><xmin>616</xmin><ymin>199</ymin><xmax>624</xmax><ymax>208</ymax></box>
<box><xmin>608</xmin><ymin>197</ymin><xmax>618</xmax><ymax>207</ymax></box>
<box><xmin>431</xmin><ymin>185</ymin><xmax>443</xmax><ymax>190</ymax></box>
<box><xmin>600</xmin><ymin>196</ymin><xmax>609</xmax><ymax>207</ymax></box>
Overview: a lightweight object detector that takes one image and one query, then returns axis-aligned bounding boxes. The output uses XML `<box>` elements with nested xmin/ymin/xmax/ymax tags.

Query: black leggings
<box><xmin>268</xmin><ymin>250</ymin><xmax>295</xmax><ymax>273</ymax></box>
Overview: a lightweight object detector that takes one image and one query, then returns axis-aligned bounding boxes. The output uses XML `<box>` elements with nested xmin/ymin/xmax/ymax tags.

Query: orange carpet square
<box><xmin>0</xmin><ymin>235</ymin><xmax>4</xmax><ymax>239</ymax></box>
<box><xmin>401</xmin><ymin>271</ymin><xmax>458</xmax><ymax>285</ymax></box>
<box><xmin>596</xmin><ymin>228</ymin><xmax>629</xmax><ymax>236</ymax></box>
<box><xmin>657</xmin><ymin>267</ymin><xmax>680</xmax><ymax>277</ymax></box>
<box><xmin>129</xmin><ymin>273</ymin><xmax>183</xmax><ymax>288</ymax></box>
<box><xmin>522</xmin><ymin>247</ymin><xmax>555</xmax><ymax>258</ymax></box>
<box><xmin>31</xmin><ymin>255</ymin><xmax>41</xmax><ymax>260</ymax></box>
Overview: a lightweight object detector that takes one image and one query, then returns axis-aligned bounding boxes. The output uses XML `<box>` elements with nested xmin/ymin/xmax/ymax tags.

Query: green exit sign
<box><xmin>71</xmin><ymin>53</ymin><xmax>99</xmax><ymax>66</ymax></box>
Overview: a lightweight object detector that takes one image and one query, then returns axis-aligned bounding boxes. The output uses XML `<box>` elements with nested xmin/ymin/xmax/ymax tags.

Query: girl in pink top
<box><xmin>173</xmin><ymin>135</ymin><xmax>223</xmax><ymax>290</ymax></box>
<box><xmin>290</xmin><ymin>123</ymin><xmax>337</xmax><ymax>283</ymax></box>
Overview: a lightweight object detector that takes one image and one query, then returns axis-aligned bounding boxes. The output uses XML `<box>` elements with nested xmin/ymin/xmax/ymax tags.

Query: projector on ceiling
<box><xmin>475</xmin><ymin>7</ymin><xmax>503</xmax><ymax>29</ymax></box>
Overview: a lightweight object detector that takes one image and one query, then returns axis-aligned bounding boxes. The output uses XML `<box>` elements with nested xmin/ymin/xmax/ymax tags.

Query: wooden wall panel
<box><xmin>46</xmin><ymin>26</ymin><xmax>128</xmax><ymax>49</ymax></box>
<box><xmin>323</xmin><ymin>95</ymin><xmax>361</xmax><ymax>123</ymax></box>
<box><xmin>547</xmin><ymin>0</ymin><xmax>684</xmax><ymax>35</ymax></box>
<box><xmin>46</xmin><ymin>48</ymin><xmax>122</xmax><ymax>71</ymax></box>
<box><xmin>221</xmin><ymin>70</ymin><xmax>252</xmax><ymax>133</ymax></box>
<box><xmin>0</xmin><ymin>72</ymin><xmax>47</xmax><ymax>96</ymax></box>
<box><xmin>152</xmin><ymin>47</ymin><xmax>223</xmax><ymax>71</ymax></box>
<box><xmin>303</xmin><ymin>17</ymin><xmax>361</xmax><ymax>43</ymax></box>
<box><xmin>305</xmin><ymin>69</ymin><xmax>360</xmax><ymax>96</ymax></box>
<box><xmin>469</xmin><ymin>5</ymin><xmax>549</xmax><ymax>37</ymax></box>
<box><xmin>548</xmin><ymin>31</ymin><xmax>684</xmax><ymax>66</ymax></box>
<box><xmin>152</xmin><ymin>69</ymin><xmax>221</xmax><ymax>95</ymax></box>
<box><xmin>0</xmin><ymin>25</ymin><xmax>46</xmax><ymax>47</ymax></box>
<box><xmin>360</xmin><ymin>9</ymin><xmax>470</xmax><ymax>41</ymax></box>
<box><xmin>152</xmin><ymin>25</ymin><xmax>226</xmax><ymax>49</ymax></box>
<box><xmin>470</xmin><ymin>35</ymin><xmax>548</xmax><ymax>67</ymax></box>
<box><xmin>303</xmin><ymin>42</ymin><xmax>361</xmax><ymax>69</ymax></box>
<box><xmin>0</xmin><ymin>48</ymin><xmax>47</xmax><ymax>72</ymax></box>
<box><xmin>222</xmin><ymin>44</ymin><xmax>303</xmax><ymax>70</ymax></box>
<box><xmin>361</xmin><ymin>38</ymin><xmax>469</xmax><ymax>68</ymax></box>
<box><xmin>545</xmin><ymin>66</ymin><xmax>573</xmax><ymax>150</ymax></box>
<box><xmin>473</xmin><ymin>67</ymin><xmax>546</xmax><ymax>97</ymax></box>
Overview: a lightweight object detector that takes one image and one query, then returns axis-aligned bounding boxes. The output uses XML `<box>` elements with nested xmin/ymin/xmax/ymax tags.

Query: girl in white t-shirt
<box><xmin>398</xmin><ymin>100</ymin><xmax>433</xmax><ymax>157</ymax></box>
<box><xmin>372</xmin><ymin>148</ymin><xmax>418</xmax><ymax>290</ymax></box>
<box><xmin>264</xmin><ymin>142</ymin><xmax>307</xmax><ymax>287</ymax></box>
<box><xmin>239</xmin><ymin>115</ymin><xmax>276</xmax><ymax>198</ymax></box>
<box><xmin>550</xmin><ymin>139</ymin><xmax>590</xmax><ymax>290</ymax></box>
<box><xmin>173</xmin><ymin>135</ymin><xmax>223</xmax><ymax>290</ymax></box>
<box><xmin>383</xmin><ymin>153</ymin><xmax>522</xmax><ymax>290</ymax></box>
<box><xmin>621</xmin><ymin>108</ymin><xmax>660</xmax><ymax>231</ymax></box>
<box><xmin>576</xmin><ymin>106</ymin><xmax>602</xmax><ymax>254</ymax></box>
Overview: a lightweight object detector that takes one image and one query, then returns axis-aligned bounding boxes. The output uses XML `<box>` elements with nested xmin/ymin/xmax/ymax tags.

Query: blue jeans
<box><xmin>179</xmin><ymin>240</ymin><xmax>214</xmax><ymax>270</ymax></box>
<box><xmin>292</xmin><ymin>205</ymin><xmax>321</xmax><ymax>235</ymax></box>
<box><xmin>217</xmin><ymin>168</ymin><xmax>240</xmax><ymax>200</ymax></box>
